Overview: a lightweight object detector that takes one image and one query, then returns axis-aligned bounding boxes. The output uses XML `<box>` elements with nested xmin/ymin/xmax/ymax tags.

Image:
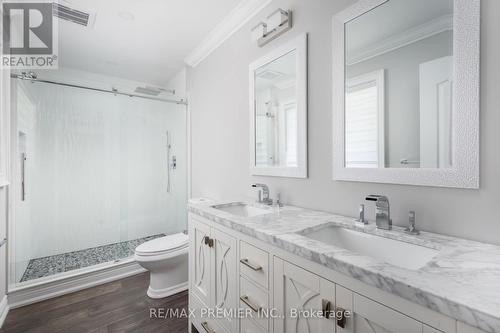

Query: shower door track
<box><xmin>10</xmin><ymin>73</ymin><xmax>188</xmax><ymax>105</ymax></box>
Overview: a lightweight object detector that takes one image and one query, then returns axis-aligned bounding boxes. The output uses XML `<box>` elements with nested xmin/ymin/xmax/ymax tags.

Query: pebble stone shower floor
<box><xmin>20</xmin><ymin>234</ymin><xmax>165</xmax><ymax>282</ymax></box>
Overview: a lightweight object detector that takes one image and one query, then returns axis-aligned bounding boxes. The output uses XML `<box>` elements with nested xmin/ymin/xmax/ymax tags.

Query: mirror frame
<box><xmin>332</xmin><ymin>0</ymin><xmax>480</xmax><ymax>188</ymax></box>
<box><xmin>249</xmin><ymin>33</ymin><xmax>308</xmax><ymax>178</ymax></box>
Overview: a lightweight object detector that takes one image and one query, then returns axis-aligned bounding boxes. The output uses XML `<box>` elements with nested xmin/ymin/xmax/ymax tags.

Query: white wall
<box><xmin>0</xmin><ymin>187</ymin><xmax>8</xmax><ymax>324</ymax></box>
<box><xmin>167</xmin><ymin>68</ymin><xmax>188</xmax><ymax>100</ymax></box>
<box><xmin>187</xmin><ymin>0</ymin><xmax>500</xmax><ymax>245</ymax></box>
<box><xmin>0</xmin><ymin>65</ymin><xmax>10</xmax><ymax>324</ymax></box>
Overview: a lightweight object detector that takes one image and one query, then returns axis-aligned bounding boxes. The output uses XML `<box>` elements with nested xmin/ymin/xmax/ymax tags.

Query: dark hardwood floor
<box><xmin>0</xmin><ymin>273</ymin><xmax>189</xmax><ymax>333</ymax></box>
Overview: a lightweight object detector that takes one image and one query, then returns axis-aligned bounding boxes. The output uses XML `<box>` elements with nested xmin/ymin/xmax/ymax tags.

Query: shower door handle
<box><xmin>0</xmin><ymin>238</ymin><xmax>6</xmax><ymax>248</ymax></box>
<box><xmin>21</xmin><ymin>153</ymin><xmax>27</xmax><ymax>201</ymax></box>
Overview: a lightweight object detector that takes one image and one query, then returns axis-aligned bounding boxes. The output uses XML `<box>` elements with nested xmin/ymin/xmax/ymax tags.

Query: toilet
<box><xmin>134</xmin><ymin>233</ymin><xmax>189</xmax><ymax>299</ymax></box>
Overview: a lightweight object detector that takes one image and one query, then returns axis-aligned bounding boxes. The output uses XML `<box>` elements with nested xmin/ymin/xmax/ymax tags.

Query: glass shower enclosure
<box><xmin>9</xmin><ymin>78</ymin><xmax>187</xmax><ymax>286</ymax></box>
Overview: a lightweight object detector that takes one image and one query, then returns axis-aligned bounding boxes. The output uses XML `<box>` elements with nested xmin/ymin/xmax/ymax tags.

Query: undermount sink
<box><xmin>211</xmin><ymin>203</ymin><xmax>270</xmax><ymax>217</ymax></box>
<box><xmin>302</xmin><ymin>226</ymin><xmax>438</xmax><ymax>270</ymax></box>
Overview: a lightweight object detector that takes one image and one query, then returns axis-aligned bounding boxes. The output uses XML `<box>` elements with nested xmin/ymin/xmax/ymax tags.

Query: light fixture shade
<box><xmin>267</xmin><ymin>9</ymin><xmax>288</xmax><ymax>31</ymax></box>
<box><xmin>251</xmin><ymin>22</ymin><xmax>267</xmax><ymax>42</ymax></box>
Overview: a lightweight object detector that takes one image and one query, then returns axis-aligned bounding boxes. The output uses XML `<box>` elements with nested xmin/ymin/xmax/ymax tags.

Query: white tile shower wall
<box><xmin>11</xmin><ymin>72</ymin><xmax>187</xmax><ymax>272</ymax></box>
<box><xmin>166</xmin><ymin>69</ymin><xmax>189</xmax><ymax>231</ymax></box>
<box><xmin>187</xmin><ymin>0</ymin><xmax>500</xmax><ymax>245</ymax></box>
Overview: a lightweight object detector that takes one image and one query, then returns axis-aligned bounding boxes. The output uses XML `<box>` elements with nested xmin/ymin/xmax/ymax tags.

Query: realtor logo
<box><xmin>2</xmin><ymin>1</ymin><xmax>58</xmax><ymax>68</ymax></box>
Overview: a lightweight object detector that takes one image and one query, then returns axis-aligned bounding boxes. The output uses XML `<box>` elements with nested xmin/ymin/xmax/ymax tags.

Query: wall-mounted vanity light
<box><xmin>251</xmin><ymin>8</ymin><xmax>292</xmax><ymax>47</ymax></box>
<box><xmin>251</xmin><ymin>22</ymin><xmax>267</xmax><ymax>42</ymax></box>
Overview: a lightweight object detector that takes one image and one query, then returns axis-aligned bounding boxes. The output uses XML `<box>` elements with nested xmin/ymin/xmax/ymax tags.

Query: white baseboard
<box><xmin>8</xmin><ymin>261</ymin><xmax>146</xmax><ymax>309</ymax></box>
<box><xmin>0</xmin><ymin>295</ymin><xmax>9</xmax><ymax>328</ymax></box>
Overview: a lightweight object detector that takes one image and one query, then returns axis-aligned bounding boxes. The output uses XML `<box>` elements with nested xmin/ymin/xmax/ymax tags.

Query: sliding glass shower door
<box><xmin>11</xmin><ymin>79</ymin><xmax>187</xmax><ymax>284</ymax></box>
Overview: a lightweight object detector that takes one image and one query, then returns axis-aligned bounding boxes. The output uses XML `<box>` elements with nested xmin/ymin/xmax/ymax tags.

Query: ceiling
<box><xmin>346</xmin><ymin>0</ymin><xmax>453</xmax><ymax>55</ymax></box>
<box><xmin>56</xmin><ymin>0</ymin><xmax>242</xmax><ymax>86</ymax></box>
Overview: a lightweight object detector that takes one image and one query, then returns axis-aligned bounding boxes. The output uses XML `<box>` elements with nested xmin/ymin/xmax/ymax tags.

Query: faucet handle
<box><xmin>275</xmin><ymin>193</ymin><xmax>284</xmax><ymax>207</ymax></box>
<box><xmin>405</xmin><ymin>211</ymin><xmax>420</xmax><ymax>235</ymax></box>
<box><xmin>356</xmin><ymin>204</ymin><xmax>367</xmax><ymax>224</ymax></box>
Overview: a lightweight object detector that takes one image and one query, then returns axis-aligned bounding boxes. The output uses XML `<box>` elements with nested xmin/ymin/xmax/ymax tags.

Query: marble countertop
<box><xmin>188</xmin><ymin>199</ymin><xmax>500</xmax><ymax>333</ymax></box>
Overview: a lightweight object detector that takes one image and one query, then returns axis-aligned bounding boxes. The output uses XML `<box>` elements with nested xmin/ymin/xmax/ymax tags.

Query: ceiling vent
<box><xmin>53</xmin><ymin>3</ymin><xmax>93</xmax><ymax>27</ymax></box>
<box><xmin>134</xmin><ymin>86</ymin><xmax>164</xmax><ymax>96</ymax></box>
<box><xmin>256</xmin><ymin>69</ymin><xmax>284</xmax><ymax>80</ymax></box>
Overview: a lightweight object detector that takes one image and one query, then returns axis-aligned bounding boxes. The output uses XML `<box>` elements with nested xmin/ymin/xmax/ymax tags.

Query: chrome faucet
<box><xmin>252</xmin><ymin>183</ymin><xmax>273</xmax><ymax>205</ymax></box>
<box><xmin>365</xmin><ymin>195</ymin><xmax>392</xmax><ymax>230</ymax></box>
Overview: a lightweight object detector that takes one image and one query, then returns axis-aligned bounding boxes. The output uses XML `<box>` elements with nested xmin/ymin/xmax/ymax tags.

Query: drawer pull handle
<box><xmin>240</xmin><ymin>295</ymin><xmax>261</xmax><ymax>313</ymax></box>
<box><xmin>201</xmin><ymin>321</ymin><xmax>215</xmax><ymax>333</ymax></box>
<box><xmin>336</xmin><ymin>307</ymin><xmax>347</xmax><ymax>328</ymax></box>
<box><xmin>240</xmin><ymin>258</ymin><xmax>262</xmax><ymax>271</ymax></box>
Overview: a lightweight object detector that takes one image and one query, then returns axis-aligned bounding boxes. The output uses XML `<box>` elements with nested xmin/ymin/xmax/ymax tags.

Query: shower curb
<box><xmin>7</xmin><ymin>260</ymin><xmax>146</xmax><ymax>309</ymax></box>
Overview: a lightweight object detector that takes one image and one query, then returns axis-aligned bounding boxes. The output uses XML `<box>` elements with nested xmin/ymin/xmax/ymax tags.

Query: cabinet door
<box><xmin>336</xmin><ymin>285</ymin><xmax>423</xmax><ymax>333</ymax></box>
<box><xmin>212</xmin><ymin>227</ymin><xmax>238</xmax><ymax>333</ymax></box>
<box><xmin>273</xmin><ymin>257</ymin><xmax>336</xmax><ymax>333</ymax></box>
<box><xmin>189</xmin><ymin>217</ymin><xmax>212</xmax><ymax>307</ymax></box>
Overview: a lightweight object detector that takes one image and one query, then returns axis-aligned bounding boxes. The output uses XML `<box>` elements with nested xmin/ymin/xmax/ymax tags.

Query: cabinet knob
<box><xmin>203</xmin><ymin>236</ymin><xmax>214</xmax><ymax>248</ymax></box>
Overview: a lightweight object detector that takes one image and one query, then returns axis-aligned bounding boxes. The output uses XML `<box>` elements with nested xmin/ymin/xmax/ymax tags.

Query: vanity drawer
<box><xmin>240</xmin><ymin>276</ymin><xmax>269</xmax><ymax>331</ymax></box>
<box><xmin>240</xmin><ymin>241</ymin><xmax>269</xmax><ymax>289</ymax></box>
<box><xmin>190</xmin><ymin>294</ymin><xmax>227</xmax><ymax>333</ymax></box>
<box><xmin>353</xmin><ymin>293</ymin><xmax>422</xmax><ymax>333</ymax></box>
<box><xmin>241</xmin><ymin>316</ymin><xmax>267</xmax><ymax>333</ymax></box>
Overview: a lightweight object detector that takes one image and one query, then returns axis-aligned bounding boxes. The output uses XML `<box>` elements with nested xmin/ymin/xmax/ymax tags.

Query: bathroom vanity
<box><xmin>188</xmin><ymin>200</ymin><xmax>500</xmax><ymax>333</ymax></box>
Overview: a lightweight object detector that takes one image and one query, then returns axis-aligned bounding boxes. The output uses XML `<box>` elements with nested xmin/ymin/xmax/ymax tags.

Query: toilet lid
<box><xmin>135</xmin><ymin>233</ymin><xmax>188</xmax><ymax>256</ymax></box>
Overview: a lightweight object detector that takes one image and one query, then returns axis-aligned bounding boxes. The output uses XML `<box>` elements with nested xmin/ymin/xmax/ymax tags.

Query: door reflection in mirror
<box><xmin>344</xmin><ymin>0</ymin><xmax>453</xmax><ymax>169</ymax></box>
<box><xmin>254</xmin><ymin>50</ymin><xmax>297</xmax><ymax>168</ymax></box>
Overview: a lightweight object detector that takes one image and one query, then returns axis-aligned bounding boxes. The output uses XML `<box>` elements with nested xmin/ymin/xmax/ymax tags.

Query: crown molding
<box><xmin>347</xmin><ymin>14</ymin><xmax>453</xmax><ymax>66</ymax></box>
<box><xmin>184</xmin><ymin>0</ymin><xmax>272</xmax><ymax>67</ymax></box>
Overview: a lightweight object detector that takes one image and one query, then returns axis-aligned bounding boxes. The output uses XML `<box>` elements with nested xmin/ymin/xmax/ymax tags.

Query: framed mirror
<box><xmin>332</xmin><ymin>0</ymin><xmax>480</xmax><ymax>188</ymax></box>
<box><xmin>249</xmin><ymin>33</ymin><xmax>308</xmax><ymax>178</ymax></box>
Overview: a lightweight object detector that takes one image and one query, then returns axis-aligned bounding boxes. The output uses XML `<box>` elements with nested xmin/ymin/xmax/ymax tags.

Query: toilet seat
<box><xmin>135</xmin><ymin>233</ymin><xmax>188</xmax><ymax>257</ymax></box>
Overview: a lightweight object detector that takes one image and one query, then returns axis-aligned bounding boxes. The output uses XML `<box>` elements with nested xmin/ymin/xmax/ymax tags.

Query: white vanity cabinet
<box><xmin>190</xmin><ymin>218</ymin><xmax>211</xmax><ymax>307</ymax></box>
<box><xmin>189</xmin><ymin>212</ymin><xmax>489</xmax><ymax>333</ymax></box>
<box><xmin>273</xmin><ymin>259</ymin><xmax>426</xmax><ymax>333</ymax></box>
<box><xmin>335</xmin><ymin>284</ymin><xmax>424</xmax><ymax>333</ymax></box>
<box><xmin>273</xmin><ymin>257</ymin><xmax>336</xmax><ymax>333</ymax></box>
<box><xmin>189</xmin><ymin>215</ymin><xmax>238</xmax><ymax>333</ymax></box>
